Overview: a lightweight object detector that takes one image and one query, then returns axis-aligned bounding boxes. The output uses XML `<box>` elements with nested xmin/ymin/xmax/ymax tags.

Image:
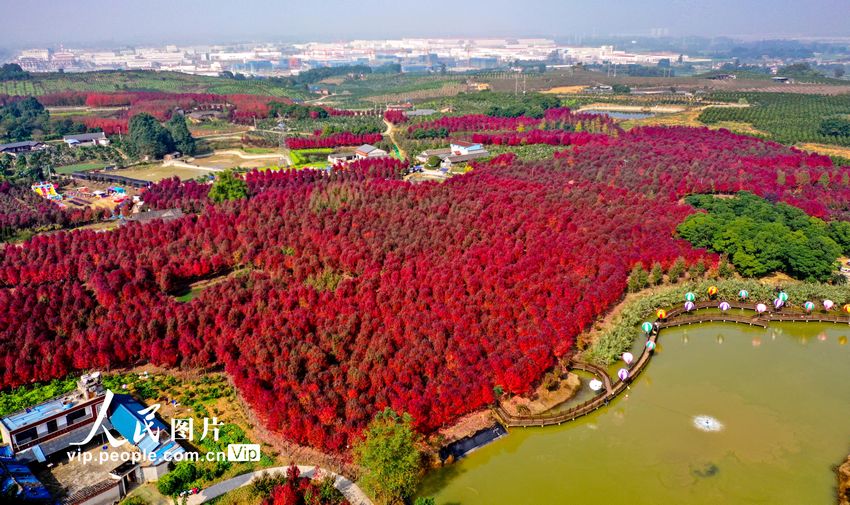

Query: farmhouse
<box><xmin>124</xmin><ymin>208</ymin><xmax>185</xmax><ymax>225</ymax></box>
<box><xmin>0</xmin><ymin>141</ymin><xmax>47</xmax><ymax>155</ymax></box>
<box><xmin>354</xmin><ymin>144</ymin><xmax>388</xmax><ymax>160</ymax></box>
<box><xmin>415</xmin><ymin>148</ymin><xmax>452</xmax><ymax>164</ymax></box>
<box><xmin>450</xmin><ymin>141</ymin><xmax>485</xmax><ymax>156</ymax></box>
<box><xmin>328</xmin><ymin>152</ymin><xmax>356</xmax><ymax>165</ymax></box>
<box><xmin>1</xmin><ymin>372</ymin><xmax>188</xmax><ymax>505</ymax></box>
<box><xmin>416</xmin><ymin>142</ymin><xmax>490</xmax><ymax>168</ymax></box>
<box><xmin>441</xmin><ymin>151</ymin><xmax>490</xmax><ymax>169</ymax></box>
<box><xmin>63</xmin><ymin>132</ymin><xmax>110</xmax><ymax>148</ymax></box>
<box><xmin>0</xmin><ymin>373</ymin><xmax>108</xmax><ymax>464</ymax></box>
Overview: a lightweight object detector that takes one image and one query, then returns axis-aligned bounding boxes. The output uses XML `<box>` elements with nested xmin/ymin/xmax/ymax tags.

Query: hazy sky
<box><xmin>1</xmin><ymin>0</ymin><xmax>849</xmax><ymax>47</ymax></box>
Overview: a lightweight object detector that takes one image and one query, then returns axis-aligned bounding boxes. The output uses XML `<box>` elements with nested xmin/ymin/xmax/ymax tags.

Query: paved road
<box><xmin>186</xmin><ymin>465</ymin><xmax>373</xmax><ymax>505</ymax></box>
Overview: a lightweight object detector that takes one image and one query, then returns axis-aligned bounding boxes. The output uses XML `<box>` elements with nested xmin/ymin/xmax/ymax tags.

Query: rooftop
<box><xmin>355</xmin><ymin>144</ymin><xmax>378</xmax><ymax>154</ymax></box>
<box><xmin>63</xmin><ymin>132</ymin><xmax>107</xmax><ymax>142</ymax></box>
<box><xmin>124</xmin><ymin>208</ymin><xmax>184</xmax><ymax>224</ymax></box>
<box><xmin>445</xmin><ymin>151</ymin><xmax>490</xmax><ymax>163</ymax></box>
<box><xmin>108</xmin><ymin>395</ymin><xmax>185</xmax><ymax>462</ymax></box>
<box><xmin>451</xmin><ymin>140</ymin><xmax>479</xmax><ymax>148</ymax></box>
<box><xmin>1</xmin><ymin>373</ymin><xmax>103</xmax><ymax>431</ymax></box>
<box><xmin>2</xmin><ymin>395</ymin><xmax>90</xmax><ymax>432</ymax></box>
<box><xmin>0</xmin><ymin>141</ymin><xmax>42</xmax><ymax>150</ymax></box>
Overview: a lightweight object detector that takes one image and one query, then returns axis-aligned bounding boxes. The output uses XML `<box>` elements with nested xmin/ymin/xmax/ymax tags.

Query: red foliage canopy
<box><xmin>3</xmin><ymin>127</ymin><xmax>850</xmax><ymax>454</ymax></box>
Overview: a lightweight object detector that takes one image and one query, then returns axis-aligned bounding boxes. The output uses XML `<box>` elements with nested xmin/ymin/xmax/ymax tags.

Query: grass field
<box><xmin>54</xmin><ymin>162</ymin><xmax>107</xmax><ymax>175</ymax></box>
<box><xmin>117</xmin><ymin>164</ymin><xmax>214</xmax><ymax>181</ymax></box>
<box><xmin>193</xmin><ymin>153</ymin><xmax>281</xmax><ymax>170</ymax></box>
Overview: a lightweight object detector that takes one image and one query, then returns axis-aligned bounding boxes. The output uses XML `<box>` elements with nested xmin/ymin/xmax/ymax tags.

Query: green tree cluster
<box><xmin>0</xmin><ymin>97</ymin><xmax>49</xmax><ymax>142</ymax></box>
<box><xmin>677</xmin><ymin>191</ymin><xmax>846</xmax><ymax>281</ymax></box>
<box><xmin>0</xmin><ymin>63</ymin><xmax>30</xmax><ymax>80</ymax></box>
<box><xmin>268</xmin><ymin>102</ymin><xmax>329</xmax><ymax>120</ymax></box>
<box><xmin>127</xmin><ymin>113</ymin><xmax>197</xmax><ymax>159</ymax></box>
<box><xmin>354</xmin><ymin>408</ymin><xmax>423</xmax><ymax>504</ymax></box>
<box><xmin>208</xmin><ymin>169</ymin><xmax>248</xmax><ymax>203</ymax></box>
<box><xmin>819</xmin><ymin>117</ymin><xmax>850</xmax><ymax>137</ymax></box>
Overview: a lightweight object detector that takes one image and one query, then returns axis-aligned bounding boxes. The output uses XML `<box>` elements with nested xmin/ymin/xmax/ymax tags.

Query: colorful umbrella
<box><xmin>707</xmin><ymin>286</ymin><xmax>718</xmax><ymax>297</ymax></box>
<box><xmin>843</xmin><ymin>304</ymin><xmax>850</xmax><ymax>314</ymax></box>
<box><xmin>804</xmin><ymin>301</ymin><xmax>815</xmax><ymax>312</ymax></box>
<box><xmin>756</xmin><ymin>303</ymin><xmax>767</xmax><ymax>313</ymax></box>
<box><xmin>685</xmin><ymin>292</ymin><xmax>696</xmax><ymax>302</ymax></box>
<box><xmin>777</xmin><ymin>291</ymin><xmax>789</xmax><ymax>302</ymax></box>
<box><xmin>622</xmin><ymin>352</ymin><xmax>634</xmax><ymax>365</ymax></box>
<box><xmin>773</xmin><ymin>298</ymin><xmax>784</xmax><ymax>309</ymax></box>
<box><xmin>645</xmin><ymin>340</ymin><xmax>657</xmax><ymax>351</ymax></box>
<box><xmin>824</xmin><ymin>299</ymin><xmax>835</xmax><ymax>310</ymax></box>
<box><xmin>738</xmin><ymin>289</ymin><xmax>749</xmax><ymax>300</ymax></box>
<box><xmin>641</xmin><ymin>322</ymin><xmax>654</xmax><ymax>334</ymax></box>
<box><xmin>588</xmin><ymin>379</ymin><xmax>603</xmax><ymax>391</ymax></box>
<box><xmin>617</xmin><ymin>368</ymin><xmax>630</xmax><ymax>381</ymax></box>
<box><xmin>684</xmin><ymin>301</ymin><xmax>696</xmax><ymax>312</ymax></box>
<box><xmin>656</xmin><ymin>309</ymin><xmax>667</xmax><ymax>319</ymax></box>
<box><xmin>718</xmin><ymin>301</ymin><xmax>731</xmax><ymax>311</ymax></box>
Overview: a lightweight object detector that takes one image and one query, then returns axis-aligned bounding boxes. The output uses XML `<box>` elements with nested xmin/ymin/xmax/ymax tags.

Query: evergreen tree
<box><xmin>649</xmin><ymin>262</ymin><xmax>664</xmax><ymax>285</ymax></box>
<box><xmin>627</xmin><ymin>264</ymin><xmax>649</xmax><ymax>292</ymax></box>
<box><xmin>166</xmin><ymin>114</ymin><xmax>197</xmax><ymax>156</ymax></box>
<box><xmin>667</xmin><ymin>257</ymin><xmax>686</xmax><ymax>282</ymax></box>
<box><xmin>127</xmin><ymin>113</ymin><xmax>175</xmax><ymax>160</ymax></box>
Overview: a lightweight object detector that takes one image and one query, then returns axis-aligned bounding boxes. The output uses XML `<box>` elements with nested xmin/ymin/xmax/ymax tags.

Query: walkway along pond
<box><xmin>494</xmin><ymin>299</ymin><xmax>850</xmax><ymax>428</ymax></box>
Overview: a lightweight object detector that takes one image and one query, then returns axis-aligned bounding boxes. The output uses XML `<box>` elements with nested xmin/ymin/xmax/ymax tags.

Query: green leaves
<box><xmin>678</xmin><ymin>191</ymin><xmax>844</xmax><ymax>281</ymax></box>
<box><xmin>127</xmin><ymin>113</ymin><xmax>175</xmax><ymax>159</ymax></box>
<box><xmin>354</xmin><ymin>408</ymin><xmax>423</xmax><ymax>504</ymax></box>
<box><xmin>208</xmin><ymin>170</ymin><xmax>248</xmax><ymax>203</ymax></box>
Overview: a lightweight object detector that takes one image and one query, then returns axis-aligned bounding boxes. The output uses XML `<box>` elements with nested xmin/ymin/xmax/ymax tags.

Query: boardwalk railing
<box><xmin>494</xmin><ymin>304</ymin><xmax>849</xmax><ymax>428</ymax></box>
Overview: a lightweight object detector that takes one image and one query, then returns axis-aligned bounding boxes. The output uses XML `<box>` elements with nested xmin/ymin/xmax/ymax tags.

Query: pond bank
<box><xmin>840</xmin><ymin>455</ymin><xmax>850</xmax><ymax>505</ymax></box>
<box><xmin>420</xmin><ymin>321</ymin><xmax>850</xmax><ymax>504</ymax></box>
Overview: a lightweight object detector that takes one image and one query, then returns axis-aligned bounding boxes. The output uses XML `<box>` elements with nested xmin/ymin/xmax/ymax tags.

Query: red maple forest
<box><xmin>2</xmin><ymin>118</ymin><xmax>849</xmax><ymax>454</ymax></box>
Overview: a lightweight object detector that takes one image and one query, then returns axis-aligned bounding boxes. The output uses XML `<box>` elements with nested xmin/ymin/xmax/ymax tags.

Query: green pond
<box><xmin>420</xmin><ymin>322</ymin><xmax>850</xmax><ymax>504</ymax></box>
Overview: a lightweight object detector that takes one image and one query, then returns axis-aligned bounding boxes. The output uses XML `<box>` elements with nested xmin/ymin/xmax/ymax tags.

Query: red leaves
<box><xmin>383</xmin><ymin>109</ymin><xmax>408</xmax><ymax>125</ymax></box>
<box><xmin>471</xmin><ymin>130</ymin><xmax>605</xmax><ymax>146</ymax></box>
<box><xmin>82</xmin><ymin>117</ymin><xmax>128</xmax><ymax>135</ymax></box>
<box><xmin>286</xmin><ymin>133</ymin><xmax>383</xmax><ymax>150</ymax></box>
<box><xmin>3</xmin><ymin>126</ymin><xmax>849</xmax><ymax>455</ymax></box>
<box><xmin>409</xmin><ymin>114</ymin><xmax>540</xmax><ymax>134</ymax></box>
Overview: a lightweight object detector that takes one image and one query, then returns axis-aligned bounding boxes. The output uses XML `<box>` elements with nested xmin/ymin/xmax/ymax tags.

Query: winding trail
<box><xmin>186</xmin><ymin>465</ymin><xmax>372</xmax><ymax>505</ymax></box>
<box><xmin>383</xmin><ymin>119</ymin><xmax>406</xmax><ymax>160</ymax></box>
<box><xmin>496</xmin><ymin>301</ymin><xmax>850</xmax><ymax>428</ymax></box>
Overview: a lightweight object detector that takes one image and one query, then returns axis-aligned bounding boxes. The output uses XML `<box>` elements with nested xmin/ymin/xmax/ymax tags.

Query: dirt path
<box><xmin>383</xmin><ymin>119</ymin><xmax>407</xmax><ymax>160</ymax></box>
<box><xmin>162</xmin><ymin>159</ymin><xmax>224</xmax><ymax>172</ymax></box>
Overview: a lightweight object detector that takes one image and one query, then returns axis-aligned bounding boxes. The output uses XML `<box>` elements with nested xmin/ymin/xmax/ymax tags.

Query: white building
<box><xmin>354</xmin><ymin>144</ymin><xmax>388</xmax><ymax>160</ymax></box>
<box><xmin>64</xmin><ymin>132</ymin><xmax>110</xmax><ymax>148</ymax></box>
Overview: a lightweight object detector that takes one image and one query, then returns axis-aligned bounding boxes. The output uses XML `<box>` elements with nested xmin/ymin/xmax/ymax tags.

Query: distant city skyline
<box><xmin>1</xmin><ymin>0</ymin><xmax>849</xmax><ymax>47</ymax></box>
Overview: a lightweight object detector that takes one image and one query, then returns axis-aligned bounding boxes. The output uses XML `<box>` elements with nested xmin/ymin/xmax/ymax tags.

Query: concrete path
<box><xmin>186</xmin><ymin>465</ymin><xmax>373</xmax><ymax>505</ymax></box>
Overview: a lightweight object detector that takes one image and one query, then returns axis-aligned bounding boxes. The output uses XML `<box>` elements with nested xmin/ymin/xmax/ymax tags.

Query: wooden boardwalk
<box><xmin>495</xmin><ymin>303</ymin><xmax>848</xmax><ymax>428</ymax></box>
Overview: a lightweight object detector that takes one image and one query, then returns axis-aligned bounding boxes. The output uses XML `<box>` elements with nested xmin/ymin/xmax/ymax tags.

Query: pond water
<box><xmin>420</xmin><ymin>322</ymin><xmax>850</xmax><ymax>504</ymax></box>
<box><xmin>581</xmin><ymin>109</ymin><xmax>656</xmax><ymax>120</ymax></box>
